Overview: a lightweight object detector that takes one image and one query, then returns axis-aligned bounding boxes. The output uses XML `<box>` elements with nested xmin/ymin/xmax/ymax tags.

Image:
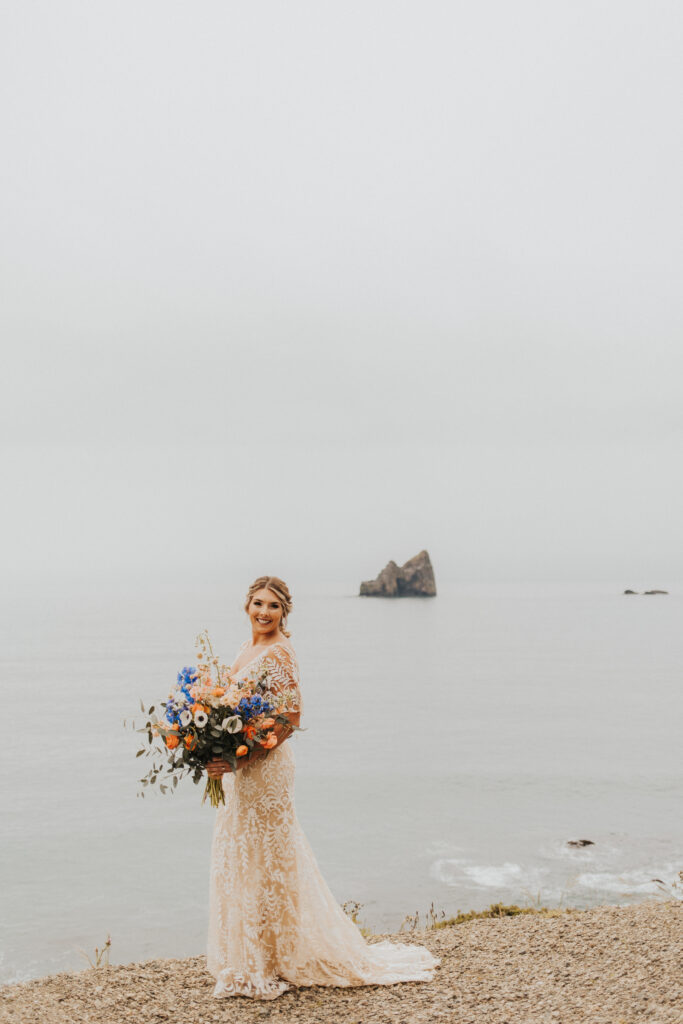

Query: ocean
<box><xmin>1</xmin><ymin>578</ymin><xmax>681</xmax><ymax>984</ymax></box>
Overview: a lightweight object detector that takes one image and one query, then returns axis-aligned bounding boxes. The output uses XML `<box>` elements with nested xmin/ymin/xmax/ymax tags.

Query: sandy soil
<box><xmin>1</xmin><ymin>900</ymin><xmax>681</xmax><ymax>1024</ymax></box>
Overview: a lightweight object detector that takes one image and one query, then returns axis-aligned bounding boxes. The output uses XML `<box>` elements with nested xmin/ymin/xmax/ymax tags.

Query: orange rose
<box><xmin>261</xmin><ymin>717</ymin><xmax>276</xmax><ymax>729</ymax></box>
<box><xmin>165</xmin><ymin>735</ymin><xmax>179</xmax><ymax>749</ymax></box>
<box><xmin>262</xmin><ymin>734</ymin><xmax>278</xmax><ymax>749</ymax></box>
<box><xmin>244</xmin><ymin>725</ymin><xmax>257</xmax><ymax>741</ymax></box>
<box><xmin>236</xmin><ymin>745</ymin><xmax>248</xmax><ymax>757</ymax></box>
<box><xmin>213</xmin><ymin>687</ymin><xmax>225</xmax><ymax>697</ymax></box>
<box><xmin>184</xmin><ymin>735</ymin><xmax>197</xmax><ymax>750</ymax></box>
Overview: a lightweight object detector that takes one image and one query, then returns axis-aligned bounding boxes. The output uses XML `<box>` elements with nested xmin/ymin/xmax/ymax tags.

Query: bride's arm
<box><xmin>207</xmin><ymin>645</ymin><xmax>302</xmax><ymax>776</ymax></box>
<box><xmin>233</xmin><ymin>710</ymin><xmax>300</xmax><ymax>771</ymax></box>
<box><xmin>244</xmin><ymin>644</ymin><xmax>302</xmax><ymax>767</ymax></box>
<box><xmin>206</xmin><ymin>710</ymin><xmax>301</xmax><ymax>776</ymax></box>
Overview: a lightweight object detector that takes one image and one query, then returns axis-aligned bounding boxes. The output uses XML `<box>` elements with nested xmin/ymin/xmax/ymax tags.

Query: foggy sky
<box><xmin>2</xmin><ymin>1</ymin><xmax>682</xmax><ymax>585</ymax></box>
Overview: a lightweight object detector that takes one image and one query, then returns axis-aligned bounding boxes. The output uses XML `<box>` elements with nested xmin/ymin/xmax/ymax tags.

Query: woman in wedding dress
<box><xmin>205</xmin><ymin>575</ymin><xmax>439</xmax><ymax>1000</ymax></box>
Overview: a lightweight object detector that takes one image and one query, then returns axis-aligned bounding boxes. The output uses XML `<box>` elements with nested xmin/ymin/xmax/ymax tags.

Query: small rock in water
<box><xmin>623</xmin><ymin>589</ymin><xmax>639</xmax><ymax>594</ymax></box>
<box><xmin>567</xmin><ymin>839</ymin><xmax>595</xmax><ymax>847</ymax></box>
<box><xmin>643</xmin><ymin>589</ymin><xmax>669</xmax><ymax>595</ymax></box>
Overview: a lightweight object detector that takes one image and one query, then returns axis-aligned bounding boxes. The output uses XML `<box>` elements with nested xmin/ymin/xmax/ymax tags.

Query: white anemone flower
<box><xmin>179</xmin><ymin>709</ymin><xmax>192</xmax><ymax>727</ymax></box>
<box><xmin>222</xmin><ymin>715</ymin><xmax>243</xmax><ymax>734</ymax></box>
<box><xmin>194</xmin><ymin>710</ymin><xmax>209</xmax><ymax>728</ymax></box>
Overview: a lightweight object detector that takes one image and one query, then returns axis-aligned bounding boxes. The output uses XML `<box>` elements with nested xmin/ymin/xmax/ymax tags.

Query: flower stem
<box><xmin>202</xmin><ymin>776</ymin><xmax>225</xmax><ymax>808</ymax></box>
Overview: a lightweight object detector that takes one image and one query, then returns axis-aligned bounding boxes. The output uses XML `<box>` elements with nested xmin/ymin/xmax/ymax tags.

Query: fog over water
<box><xmin>2</xmin><ymin>1</ymin><xmax>683</xmax><ymax>587</ymax></box>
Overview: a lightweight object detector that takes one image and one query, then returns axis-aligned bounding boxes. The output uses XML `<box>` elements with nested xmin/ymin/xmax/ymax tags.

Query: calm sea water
<box><xmin>1</xmin><ymin>578</ymin><xmax>681</xmax><ymax>984</ymax></box>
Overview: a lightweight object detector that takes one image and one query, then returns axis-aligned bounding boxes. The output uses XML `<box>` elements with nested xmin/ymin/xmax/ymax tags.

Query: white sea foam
<box><xmin>430</xmin><ymin>858</ymin><xmax>467</xmax><ymax>884</ymax></box>
<box><xmin>431</xmin><ymin>854</ymin><xmax>681</xmax><ymax>904</ymax></box>
<box><xmin>576</xmin><ymin>868</ymin><xmax>675</xmax><ymax>895</ymax></box>
<box><xmin>464</xmin><ymin>862</ymin><xmax>528</xmax><ymax>887</ymax></box>
<box><xmin>432</xmin><ymin>858</ymin><xmax>552</xmax><ymax>891</ymax></box>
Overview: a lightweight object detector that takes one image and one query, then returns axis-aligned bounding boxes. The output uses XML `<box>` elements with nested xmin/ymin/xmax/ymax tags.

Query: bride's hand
<box><xmin>206</xmin><ymin>759</ymin><xmax>233</xmax><ymax>778</ymax></box>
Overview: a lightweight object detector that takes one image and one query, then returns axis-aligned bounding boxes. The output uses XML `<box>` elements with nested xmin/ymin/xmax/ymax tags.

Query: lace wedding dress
<box><xmin>206</xmin><ymin>640</ymin><xmax>439</xmax><ymax>1000</ymax></box>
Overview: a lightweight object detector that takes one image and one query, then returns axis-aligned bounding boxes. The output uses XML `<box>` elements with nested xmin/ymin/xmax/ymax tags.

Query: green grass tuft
<box><xmin>434</xmin><ymin>902</ymin><xmax>572</xmax><ymax>928</ymax></box>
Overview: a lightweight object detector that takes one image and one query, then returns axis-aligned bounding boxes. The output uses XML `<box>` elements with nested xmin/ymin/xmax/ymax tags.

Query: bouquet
<box><xmin>131</xmin><ymin>630</ymin><xmax>299</xmax><ymax>807</ymax></box>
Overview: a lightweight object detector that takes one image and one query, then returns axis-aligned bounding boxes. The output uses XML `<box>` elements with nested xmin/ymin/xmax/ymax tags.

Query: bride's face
<box><xmin>248</xmin><ymin>588</ymin><xmax>284</xmax><ymax>638</ymax></box>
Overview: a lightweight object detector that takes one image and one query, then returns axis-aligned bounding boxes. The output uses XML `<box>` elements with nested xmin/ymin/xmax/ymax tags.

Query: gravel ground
<box><xmin>2</xmin><ymin>900</ymin><xmax>681</xmax><ymax>1024</ymax></box>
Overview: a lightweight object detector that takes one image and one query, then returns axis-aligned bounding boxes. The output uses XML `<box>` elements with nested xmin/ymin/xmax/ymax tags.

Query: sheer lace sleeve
<box><xmin>232</xmin><ymin>639</ymin><xmax>249</xmax><ymax>665</ymax></box>
<box><xmin>262</xmin><ymin>643</ymin><xmax>302</xmax><ymax>714</ymax></box>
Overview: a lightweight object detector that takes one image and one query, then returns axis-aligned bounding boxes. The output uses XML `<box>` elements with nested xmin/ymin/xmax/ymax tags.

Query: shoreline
<box><xmin>2</xmin><ymin>899</ymin><xmax>681</xmax><ymax>1023</ymax></box>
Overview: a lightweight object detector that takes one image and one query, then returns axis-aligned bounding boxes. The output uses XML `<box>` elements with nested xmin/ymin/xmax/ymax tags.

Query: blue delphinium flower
<box><xmin>237</xmin><ymin>693</ymin><xmax>274</xmax><ymax>722</ymax></box>
<box><xmin>164</xmin><ymin>667</ymin><xmax>199</xmax><ymax>723</ymax></box>
<box><xmin>163</xmin><ymin>702</ymin><xmax>178</xmax><ymax>725</ymax></box>
<box><xmin>178</xmin><ymin>667</ymin><xmax>198</xmax><ymax>691</ymax></box>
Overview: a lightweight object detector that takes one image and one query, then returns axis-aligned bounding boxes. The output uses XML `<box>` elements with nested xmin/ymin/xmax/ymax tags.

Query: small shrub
<box><xmin>77</xmin><ymin>934</ymin><xmax>112</xmax><ymax>969</ymax></box>
<box><xmin>652</xmin><ymin>869</ymin><xmax>683</xmax><ymax>901</ymax></box>
<box><xmin>341</xmin><ymin>901</ymin><xmax>373</xmax><ymax>938</ymax></box>
<box><xmin>399</xmin><ymin>901</ymin><xmax>446</xmax><ymax>932</ymax></box>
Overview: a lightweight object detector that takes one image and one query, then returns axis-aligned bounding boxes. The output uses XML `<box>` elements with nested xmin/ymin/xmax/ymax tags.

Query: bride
<box><xmin>205</xmin><ymin>575</ymin><xmax>440</xmax><ymax>1000</ymax></box>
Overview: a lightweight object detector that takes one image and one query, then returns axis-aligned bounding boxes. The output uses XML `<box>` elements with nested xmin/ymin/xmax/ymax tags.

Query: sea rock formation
<box><xmin>359</xmin><ymin>550</ymin><xmax>436</xmax><ymax>597</ymax></box>
<box><xmin>623</xmin><ymin>589</ymin><xmax>669</xmax><ymax>595</ymax></box>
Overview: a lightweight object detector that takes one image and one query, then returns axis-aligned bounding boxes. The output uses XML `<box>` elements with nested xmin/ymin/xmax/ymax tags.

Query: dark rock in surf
<box><xmin>359</xmin><ymin>550</ymin><xmax>437</xmax><ymax>597</ymax></box>
<box><xmin>623</xmin><ymin>590</ymin><xmax>639</xmax><ymax>595</ymax></box>
<box><xmin>643</xmin><ymin>590</ymin><xmax>669</xmax><ymax>595</ymax></box>
<box><xmin>567</xmin><ymin>839</ymin><xmax>595</xmax><ymax>847</ymax></box>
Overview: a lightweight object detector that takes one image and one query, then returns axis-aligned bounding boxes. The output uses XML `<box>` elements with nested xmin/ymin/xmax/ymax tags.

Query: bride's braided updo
<box><xmin>244</xmin><ymin>576</ymin><xmax>293</xmax><ymax>638</ymax></box>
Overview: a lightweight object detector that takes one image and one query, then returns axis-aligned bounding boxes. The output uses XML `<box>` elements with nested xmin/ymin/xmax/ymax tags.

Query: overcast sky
<box><xmin>2</xmin><ymin>1</ymin><xmax>682</xmax><ymax>586</ymax></box>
